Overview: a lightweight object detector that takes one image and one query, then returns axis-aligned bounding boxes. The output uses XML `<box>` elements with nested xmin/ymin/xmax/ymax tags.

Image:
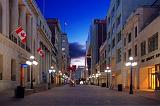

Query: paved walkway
<box><xmin>0</xmin><ymin>85</ymin><xmax>160</xmax><ymax>106</ymax></box>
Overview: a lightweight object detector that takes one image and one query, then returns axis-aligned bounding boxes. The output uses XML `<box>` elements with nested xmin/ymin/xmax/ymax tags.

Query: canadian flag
<box><xmin>15</xmin><ymin>26</ymin><xmax>27</xmax><ymax>43</ymax></box>
<box><xmin>37</xmin><ymin>48</ymin><xmax>44</xmax><ymax>58</ymax></box>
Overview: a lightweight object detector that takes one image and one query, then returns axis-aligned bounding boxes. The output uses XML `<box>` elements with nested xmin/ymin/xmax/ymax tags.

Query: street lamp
<box><xmin>96</xmin><ymin>71</ymin><xmax>101</xmax><ymax>86</ymax></box>
<box><xmin>105</xmin><ymin>67</ymin><xmax>111</xmax><ymax>88</ymax></box>
<box><xmin>58</xmin><ymin>71</ymin><xmax>62</xmax><ymax>85</ymax></box>
<box><xmin>26</xmin><ymin>56</ymin><xmax>38</xmax><ymax>89</ymax></box>
<box><xmin>48</xmin><ymin>67</ymin><xmax>56</xmax><ymax>89</ymax></box>
<box><xmin>125</xmin><ymin>56</ymin><xmax>137</xmax><ymax>94</ymax></box>
<box><xmin>92</xmin><ymin>74</ymin><xmax>95</xmax><ymax>85</ymax></box>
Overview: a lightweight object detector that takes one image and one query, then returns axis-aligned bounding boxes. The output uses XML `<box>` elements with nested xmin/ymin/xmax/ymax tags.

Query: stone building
<box><xmin>0</xmin><ymin>0</ymin><xmax>56</xmax><ymax>91</ymax></box>
<box><xmin>106</xmin><ymin>0</ymin><xmax>156</xmax><ymax>88</ymax></box>
<box><xmin>123</xmin><ymin>5</ymin><xmax>160</xmax><ymax>91</ymax></box>
<box><xmin>86</xmin><ymin>19</ymin><xmax>107</xmax><ymax>77</ymax></box>
<box><xmin>61</xmin><ymin>33</ymin><xmax>70</xmax><ymax>76</ymax></box>
<box><xmin>47</xmin><ymin>18</ymin><xmax>63</xmax><ymax>85</ymax></box>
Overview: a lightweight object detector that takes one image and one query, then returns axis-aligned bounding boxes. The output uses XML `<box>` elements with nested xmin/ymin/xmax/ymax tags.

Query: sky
<box><xmin>36</xmin><ymin>0</ymin><xmax>110</xmax><ymax>66</ymax></box>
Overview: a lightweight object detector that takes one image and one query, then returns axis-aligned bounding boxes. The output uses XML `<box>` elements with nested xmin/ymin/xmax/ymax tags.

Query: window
<box><xmin>116</xmin><ymin>48</ymin><xmax>121</xmax><ymax>63</ymax></box>
<box><xmin>124</xmin><ymin>37</ymin><xmax>126</xmax><ymax>46</ymax></box>
<box><xmin>108</xmin><ymin>57</ymin><xmax>111</xmax><ymax>65</ymax></box>
<box><xmin>148</xmin><ymin>32</ymin><xmax>158</xmax><ymax>53</ymax></box>
<box><xmin>0</xmin><ymin>55</ymin><xmax>3</xmax><ymax>80</ymax></box>
<box><xmin>128</xmin><ymin>49</ymin><xmax>131</xmax><ymax>58</ymax></box>
<box><xmin>112</xmin><ymin>38</ymin><xmax>115</xmax><ymax>48</ymax></box>
<box><xmin>111</xmin><ymin>6</ymin><xmax>115</xmax><ymax>17</ymax></box>
<box><xmin>135</xmin><ymin>26</ymin><xmax>138</xmax><ymax>38</ymax></box>
<box><xmin>117</xmin><ymin>31</ymin><xmax>121</xmax><ymax>43</ymax></box>
<box><xmin>108</xmin><ymin>16</ymin><xmax>110</xmax><ymax>24</ymax></box>
<box><xmin>141</xmin><ymin>41</ymin><xmax>146</xmax><ymax>56</ymax></box>
<box><xmin>108</xmin><ymin>32</ymin><xmax>110</xmax><ymax>40</ymax></box>
<box><xmin>116</xmin><ymin>0</ymin><xmax>120</xmax><ymax>9</ymax></box>
<box><xmin>105</xmin><ymin>50</ymin><xmax>106</xmax><ymax>58</ymax></box>
<box><xmin>135</xmin><ymin>45</ymin><xmax>137</xmax><ymax>56</ymax></box>
<box><xmin>62</xmin><ymin>48</ymin><xmax>65</xmax><ymax>51</ymax></box>
<box><xmin>128</xmin><ymin>32</ymin><xmax>131</xmax><ymax>43</ymax></box>
<box><xmin>117</xmin><ymin>15</ymin><xmax>121</xmax><ymax>27</ymax></box>
<box><xmin>108</xmin><ymin>44</ymin><xmax>111</xmax><ymax>52</ymax></box>
<box><xmin>124</xmin><ymin>52</ymin><xmax>126</xmax><ymax>62</ymax></box>
<box><xmin>113</xmin><ymin>23</ymin><xmax>115</xmax><ymax>33</ymax></box>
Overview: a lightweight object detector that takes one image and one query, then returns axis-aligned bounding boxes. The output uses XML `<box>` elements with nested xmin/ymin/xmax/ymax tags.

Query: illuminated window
<box><xmin>148</xmin><ymin>32</ymin><xmax>158</xmax><ymax>53</ymax></box>
<box><xmin>62</xmin><ymin>48</ymin><xmax>65</xmax><ymax>51</ymax></box>
<box><xmin>148</xmin><ymin>68</ymin><xmax>155</xmax><ymax>89</ymax></box>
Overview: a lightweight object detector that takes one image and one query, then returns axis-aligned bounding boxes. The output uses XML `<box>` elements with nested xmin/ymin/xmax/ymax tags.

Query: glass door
<box><xmin>155</xmin><ymin>64</ymin><xmax>160</xmax><ymax>90</ymax></box>
<box><xmin>151</xmin><ymin>73</ymin><xmax>155</xmax><ymax>89</ymax></box>
<box><xmin>148</xmin><ymin>67</ymin><xmax>155</xmax><ymax>89</ymax></box>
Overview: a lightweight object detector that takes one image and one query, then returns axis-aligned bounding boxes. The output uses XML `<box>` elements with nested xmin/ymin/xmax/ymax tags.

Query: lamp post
<box><xmin>96</xmin><ymin>71</ymin><xmax>101</xmax><ymax>86</ymax></box>
<box><xmin>92</xmin><ymin>74</ymin><xmax>95</xmax><ymax>85</ymax></box>
<box><xmin>105</xmin><ymin>67</ymin><xmax>111</xmax><ymax>88</ymax></box>
<box><xmin>59</xmin><ymin>71</ymin><xmax>62</xmax><ymax>85</ymax></box>
<box><xmin>48</xmin><ymin>66</ymin><xmax>56</xmax><ymax>89</ymax></box>
<box><xmin>26</xmin><ymin>56</ymin><xmax>38</xmax><ymax>89</ymax></box>
<box><xmin>125</xmin><ymin>57</ymin><xmax>137</xmax><ymax>94</ymax></box>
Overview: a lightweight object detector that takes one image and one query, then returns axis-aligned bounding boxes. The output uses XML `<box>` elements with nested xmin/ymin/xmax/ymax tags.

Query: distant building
<box><xmin>47</xmin><ymin>18</ymin><xmax>63</xmax><ymax>84</ymax></box>
<box><xmin>86</xmin><ymin>19</ymin><xmax>107</xmax><ymax>79</ymax></box>
<box><xmin>75</xmin><ymin>66</ymin><xmax>85</xmax><ymax>81</ymax></box>
<box><xmin>61</xmin><ymin>33</ymin><xmax>70</xmax><ymax>76</ymax></box>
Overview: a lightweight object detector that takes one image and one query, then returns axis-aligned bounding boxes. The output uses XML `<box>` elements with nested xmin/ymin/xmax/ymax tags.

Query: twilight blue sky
<box><xmin>36</xmin><ymin>0</ymin><xmax>109</xmax><ymax>44</ymax></box>
<box><xmin>36</xmin><ymin>0</ymin><xmax>110</xmax><ymax>65</ymax></box>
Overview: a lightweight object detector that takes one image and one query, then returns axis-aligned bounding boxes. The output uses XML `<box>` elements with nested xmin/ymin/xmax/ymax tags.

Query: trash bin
<box><xmin>118</xmin><ymin>84</ymin><xmax>122</xmax><ymax>91</ymax></box>
<box><xmin>15</xmin><ymin>86</ymin><xmax>25</xmax><ymax>98</ymax></box>
<box><xmin>48</xmin><ymin>83</ymin><xmax>51</xmax><ymax>89</ymax></box>
<box><xmin>101</xmin><ymin>83</ymin><xmax>106</xmax><ymax>87</ymax></box>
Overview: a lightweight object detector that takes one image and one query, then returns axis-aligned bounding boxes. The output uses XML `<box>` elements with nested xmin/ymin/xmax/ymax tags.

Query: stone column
<box><xmin>19</xmin><ymin>5</ymin><xmax>26</xmax><ymax>48</ymax></box>
<box><xmin>10</xmin><ymin>0</ymin><xmax>19</xmax><ymax>33</ymax></box>
<box><xmin>2</xmin><ymin>0</ymin><xmax>10</xmax><ymax>37</ymax></box>
<box><xmin>19</xmin><ymin>5</ymin><xmax>26</xmax><ymax>31</ymax></box>
<box><xmin>26</xmin><ymin>14</ymin><xmax>32</xmax><ymax>52</ymax></box>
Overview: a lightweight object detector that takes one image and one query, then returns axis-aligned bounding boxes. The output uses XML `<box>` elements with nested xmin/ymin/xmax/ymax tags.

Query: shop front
<box><xmin>140</xmin><ymin>65</ymin><xmax>160</xmax><ymax>91</ymax></box>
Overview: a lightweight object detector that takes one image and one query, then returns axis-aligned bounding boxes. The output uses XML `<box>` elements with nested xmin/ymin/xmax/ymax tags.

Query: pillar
<box><xmin>26</xmin><ymin>14</ymin><xmax>32</xmax><ymax>52</ymax></box>
<box><xmin>10</xmin><ymin>0</ymin><xmax>19</xmax><ymax>33</ymax></box>
<box><xmin>2</xmin><ymin>0</ymin><xmax>10</xmax><ymax>36</ymax></box>
<box><xmin>19</xmin><ymin>5</ymin><xmax>26</xmax><ymax>31</ymax></box>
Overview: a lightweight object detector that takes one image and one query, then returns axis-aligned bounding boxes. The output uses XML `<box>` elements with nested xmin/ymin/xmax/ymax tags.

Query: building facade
<box><xmin>61</xmin><ymin>33</ymin><xmax>70</xmax><ymax>76</ymax></box>
<box><xmin>99</xmin><ymin>40</ymin><xmax>108</xmax><ymax>86</ymax></box>
<box><xmin>106</xmin><ymin>0</ymin><xmax>156</xmax><ymax>88</ymax></box>
<box><xmin>123</xmin><ymin>6</ymin><xmax>160</xmax><ymax>90</ymax></box>
<box><xmin>47</xmin><ymin>18</ymin><xmax>64</xmax><ymax>85</ymax></box>
<box><xmin>0</xmin><ymin>0</ymin><xmax>56</xmax><ymax>91</ymax></box>
<box><xmin>86</xmin><ymin>19</ymin><xmax>107</xmax><ymax>79</ymax></box>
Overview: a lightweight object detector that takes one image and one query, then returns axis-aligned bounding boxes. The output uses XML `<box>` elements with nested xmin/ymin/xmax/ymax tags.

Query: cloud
<box><xmin>71</xmin><ymin>57</ymin><xmax>85</xmax><ymax>66</ymax></box>
<box><xmin>69</xmin><ymin>42</ymin><xmax>86</xmax><ymax>59</ymax></box>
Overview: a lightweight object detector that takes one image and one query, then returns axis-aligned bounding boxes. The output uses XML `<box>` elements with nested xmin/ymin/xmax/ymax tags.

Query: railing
<box><xmin>26</xmin><ymin>46</ymin><xmax>31</xmax><ymax>53</ymax></box>
<box><xmin>9</xmin><ymin>34</ymin><xmax>17</xmax><ymax>44</ymax></box>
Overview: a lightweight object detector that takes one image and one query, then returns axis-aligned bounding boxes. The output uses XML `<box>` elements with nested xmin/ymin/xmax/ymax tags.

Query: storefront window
<box><xmin>155</xmin><ymin>64</ymin><xmax>160</xmax><ymax>90</ymax></box>
<box><xmin>148</xmin><ymin>68</ymin><xmax>155</xmax><ymax>89</ymax></box>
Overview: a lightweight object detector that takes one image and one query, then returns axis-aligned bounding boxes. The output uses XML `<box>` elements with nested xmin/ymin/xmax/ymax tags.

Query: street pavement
<box><xmin>0</xmin><ymin>85</ymin><xmax>160</xmax><ymax>106</ymax></box>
